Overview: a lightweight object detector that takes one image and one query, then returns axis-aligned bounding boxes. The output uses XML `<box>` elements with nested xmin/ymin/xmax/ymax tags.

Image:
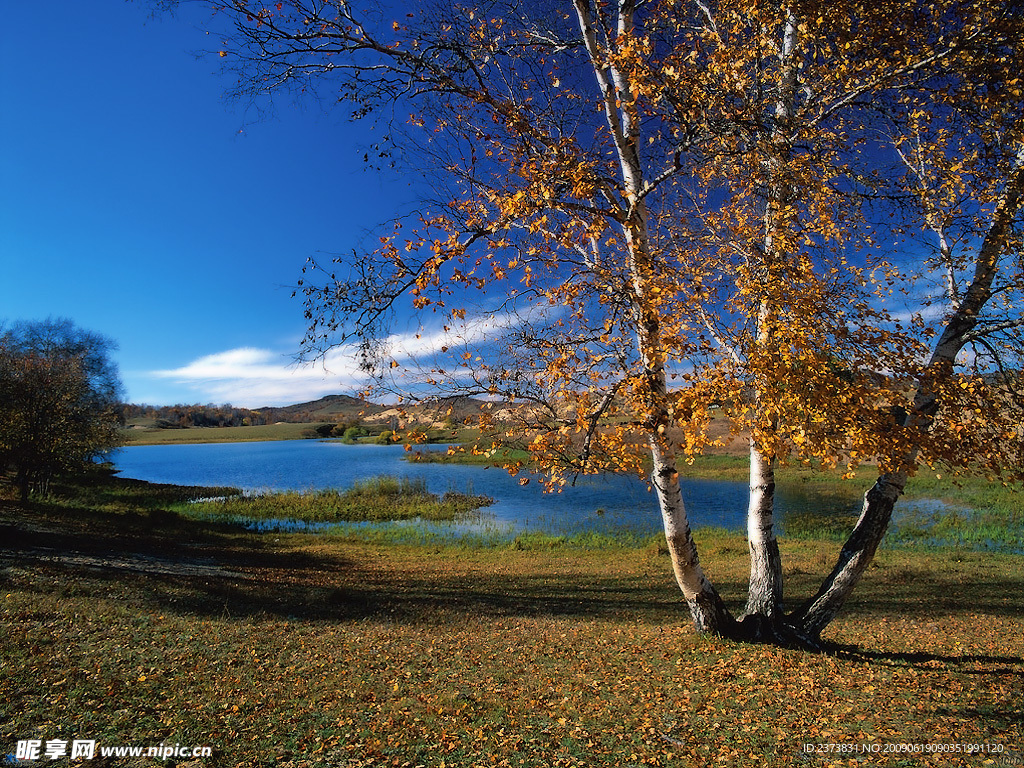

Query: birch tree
<box><xmin>185</xmin><ymin>0</ymin><xmax>1024</xmax><ymax>644</ymax></box>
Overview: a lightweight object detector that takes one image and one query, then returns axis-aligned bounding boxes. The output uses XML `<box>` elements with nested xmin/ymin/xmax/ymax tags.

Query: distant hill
<box><xmin>258</xmin><ymin>393</ymin><xmax>524</xmax><ymax>429</ymax></box>
<box><xmin>120</xmin><ymin>394</ymin><xmax>382</xmax><ymax>429</ymax></box>
<box><xmin>257</xmin><ymin>394</ymin><xmax>385</xmax><ymax>423</ymax></box>
<box><xmin>120</xmin><ymin>393</ymin><xmax>506</xmax><ymax>430</ymax></box>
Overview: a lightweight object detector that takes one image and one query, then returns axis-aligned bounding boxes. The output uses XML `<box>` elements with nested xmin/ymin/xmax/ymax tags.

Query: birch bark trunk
<box><xmin>792</xmin><ymin>471</ymin><xmax>906</xmax><ymax>638</ymax></box>
<box><xmin>744</xmin><ymin>442</ymin><xmax>782</xmax><ymax>618</ymax></box>
<box><xmin>793</xmin><ymin>150</ymin><xmax>1024</xmax><ymax>639</ymax></box>
<box><xmin>651</xmin><ymin>439</ymin><xmax>734</xmax><ymax>633</ymax></box>
<box><xmin>742</xmin><ymin>7</ymin><xmax>799</xmax><ymax>622</ymax></box>
<box><xmin>572</xmin><ymin>0</ymin><xmax>735</xmax><ymax>634</ymax></box>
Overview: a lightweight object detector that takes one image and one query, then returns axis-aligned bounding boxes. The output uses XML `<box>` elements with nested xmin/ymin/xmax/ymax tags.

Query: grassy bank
<box><xmin>2</xmin><ymin>476</ymin><xmax>1023</xmax><ymax>767</ymax></box>
<box><xmin>122</xmin><ymin>423</ymin><xmax>478</xmax><ymax>446</ymax></box>
<box><xmin>122</xmin><ymin>422</ymin><xmax>335</xmax><ymax>445</ymax></box>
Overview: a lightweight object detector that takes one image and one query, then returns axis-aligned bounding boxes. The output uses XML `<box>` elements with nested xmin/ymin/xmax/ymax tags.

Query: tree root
<box><xmin>727</xmin><ymin>613</ymin><xmax>825</xmax><ymax>651</ymax></box>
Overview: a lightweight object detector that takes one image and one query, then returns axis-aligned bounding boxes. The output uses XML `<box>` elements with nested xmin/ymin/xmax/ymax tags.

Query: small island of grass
<box><xmin>184</xmin><ymin>475</ymin><xmax>492</xmax><ymax>524</ymax></box>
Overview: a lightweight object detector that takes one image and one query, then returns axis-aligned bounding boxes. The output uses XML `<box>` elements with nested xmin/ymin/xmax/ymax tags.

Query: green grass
<box><xmin>682</xmin><ymin>456</ymin><xmax>1022</xmax><ymax>550</ymax></box>
<box><xmin>123</xmin><ymin>423</ymin><xmax>485</xmax><ymax>447</ymax></box>
<box><xmin>2</xmin><ymin>475</ymin><xmax>1022</xmax><ymax>767</ymax></box>
<box><xmin>45</xmin><ymin>465</ymin><xmax>243</xmax><ymax>513</ymax></box>
<box><xmin>182</xmin><ymin>476</ymin><xmax>492</xmax><ymax>525</ymax></box>
<box><xmin>122</xmin><ymin>422</ymin><xmax>336</xmax><ymax>445</ymax></box>
<box><xmin>405</xmin><ymin>444</ymin><xmax>532</xmax><ymax>465</ymax></box>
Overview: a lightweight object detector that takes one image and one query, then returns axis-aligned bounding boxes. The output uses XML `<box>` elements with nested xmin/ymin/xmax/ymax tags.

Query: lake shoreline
<box><xmin>111</xmin><ymin>439</ymin><xmax>1023</xmax><ymax>553</ymax></box>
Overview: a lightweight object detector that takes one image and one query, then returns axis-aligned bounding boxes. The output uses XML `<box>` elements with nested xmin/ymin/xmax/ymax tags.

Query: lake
<box><xmin>113</xmin><ymin>440</ymin><xmax>864</xmax><ymax>539</ymax></box>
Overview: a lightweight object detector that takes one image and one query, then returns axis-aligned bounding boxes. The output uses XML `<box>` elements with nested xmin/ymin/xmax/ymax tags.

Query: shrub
<box><xmin>343</xmin><ymin>425</ymin><xmax>369</xmax><ymax>442</ymax></box>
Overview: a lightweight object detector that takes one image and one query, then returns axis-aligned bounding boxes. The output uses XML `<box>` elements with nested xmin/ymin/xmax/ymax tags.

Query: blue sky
<box><xmin>1</xmin><ymin>1</ymin><xmax>422</xmax><ymax>407</ymax></box>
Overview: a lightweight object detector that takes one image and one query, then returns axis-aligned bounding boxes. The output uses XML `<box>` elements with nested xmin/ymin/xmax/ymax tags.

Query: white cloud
<box><xmin>147</xmin><ymin>312</ymin><xmax>523</xmax><ymax>407</ymax></box>
<box><xmin>886</xmin><ymin>302</ymin><xmax>949</xmax><ymax>327</ymax></box>
<box><xmin>383</xmin><ymin>311</ymin><xmax>521</xmax><ymax>359</ymax></box>
<box><xmin>150</xmin><ymin>346</ymin><xmax>367</xmax><ymax>407</ymax></box>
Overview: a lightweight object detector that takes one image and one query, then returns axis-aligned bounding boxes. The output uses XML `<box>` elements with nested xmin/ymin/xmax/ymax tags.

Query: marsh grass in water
<box><xmin>412</xmin><ymin>449</ymin><xmax>1022</xmax><ymax>549</ymax></box>
<box><xmin>890</xmin><ymin>498</ymin><xmax>1024</xmax><ymax>552</ymax></box>
<box><xmin>684</xmin><ymin>456</ymin><xmax>1024</xmax><ymax>550</ymax></box>
<box><xmin>182</xmin><ymin>475</ymin><xmax>493</xmax><ymax>524</ymax></box>
<box><xmin>405</xmin><ymin>445</ymin><xmax>532</xmax><ymax>466</ymax></box>
<box><xmin>44</xmin><ymin>465</ymin><xmax>242</xmax><ymax>516</ymax></box>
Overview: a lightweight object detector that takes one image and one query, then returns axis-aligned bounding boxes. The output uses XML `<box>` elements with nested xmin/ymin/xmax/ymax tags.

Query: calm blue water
<box><xmin>113</xmin><ymin>440</ymin><xmax>860</xmax><ymax>537</ymax></box>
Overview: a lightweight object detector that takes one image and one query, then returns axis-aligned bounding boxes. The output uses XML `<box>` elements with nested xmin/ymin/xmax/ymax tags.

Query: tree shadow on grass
<box><xmin>6</xmin><ymin>552</ymin><xmax>696</xmax><ymax>625</ymax></box>
<box><xmin>827</xmin><ymin>643</ymin><xmax>1024</xmax><ymax>675</ymax></box>
<box><xmin>841</xmin><ymin>572</ymin><xmax>1024</xmax><ymax>620</ymax></box>
<box><xmin>777</xmin><ymin>556</ymin><xmax>1024</xmax><ymax>623</ymax></box>
<box><xmin>1</xmin><ymin>496</ymin><xmax>696</xmax><ymax>624</ymax></box>
<box><xmin>0</xmin><ymin>497</ymin><xmax>343</xmax><ymax>574</ymax></box>
<box><xmin>828</xmin><ymin>643</ymin><xmax>1024</xmax><ymax>735</ymax></box>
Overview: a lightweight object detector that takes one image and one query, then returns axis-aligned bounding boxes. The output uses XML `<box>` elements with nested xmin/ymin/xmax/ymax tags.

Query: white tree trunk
<box><xmin>744</xmin><ymin>441</ymin><xmax>782</xmax><ymax>618</ymax></box>
<box><xmin>572</xmin><ymin>0</ymin><xmax>734</xmax><ymax>634</ymax></box>
<box><xmin>740</xmin><ymin>7</ymin><xmax>798</xmax><ymax>625</ymax></box>
<box><xmin>650</xmin><ymin>439</ymin><xmax>732</xmax><ymax>634</ymax></box>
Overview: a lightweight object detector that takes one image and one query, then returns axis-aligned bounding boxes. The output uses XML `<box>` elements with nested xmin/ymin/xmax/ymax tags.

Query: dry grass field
<box><xmin>2</xmin><ymin>475</ymin><xmax>1021</xmax><ymax>767</ymax></box>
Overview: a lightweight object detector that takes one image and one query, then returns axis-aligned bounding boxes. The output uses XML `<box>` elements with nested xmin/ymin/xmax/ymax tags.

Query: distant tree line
<box><xmin>120</xmin><ymin>403</ymin><xmax>272</xmax><ymax>428</ymax></box>
<box><xmin>119</xmin><ymin>403</ymin><xmax>370</xmax><ymax>428</ymax></box>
